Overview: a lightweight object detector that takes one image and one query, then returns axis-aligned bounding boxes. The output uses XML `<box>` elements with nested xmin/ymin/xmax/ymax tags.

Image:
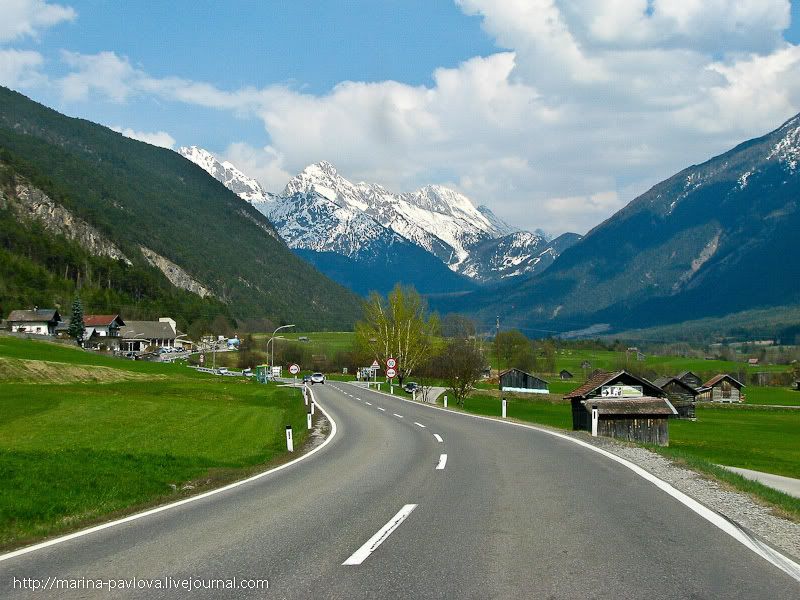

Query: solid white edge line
<box><xmin>414</xmin><ymin>422</ymin><xmax>426</xmax><ymax>428</ymax></box>
<box><xmin>0</xmin><ymin>386</ymin><xmax>338</xmax><ymax>564</ymax></box>
<box><xmin>433</xmin><ymin>434</ymin><xmax>443</xmax><ymax>443</ymax></box>
<box><xmin>436</xmin><ymin>454</ymin><xmax>448</xmax><ymax>470</ymax></box>
<box><xmin>342</xmin><ymin>504</ymin><xmax>417</xmax><ymax>566</ymax></box>
<box><xmin>344</xmin><ymin>382</ymin><xmax>800</xmax><ymax>582</ymax></box>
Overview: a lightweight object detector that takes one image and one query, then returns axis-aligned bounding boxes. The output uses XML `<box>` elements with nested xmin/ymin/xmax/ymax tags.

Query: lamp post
<box><xmin>268</xmin><ymin>324</ymin><xmax>295</xmax><ymax>374</ymax></box>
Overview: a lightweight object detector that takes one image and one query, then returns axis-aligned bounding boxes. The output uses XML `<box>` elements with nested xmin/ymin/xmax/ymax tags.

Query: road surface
<box><xmin>1</xmin><ymin>382</ymin><xmax>798</xmax><ymax>598</ymax></box>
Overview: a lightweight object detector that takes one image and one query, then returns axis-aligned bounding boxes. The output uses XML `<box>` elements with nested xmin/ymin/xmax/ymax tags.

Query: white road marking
<box><xmin>433</xmin><ymin>434</ymin><xmax>443</xmax><ymax>443</ymax></box>
<box><xmin>393</xmin><ymin>413</ymin><xmax>403</xmax><ymax>419</ymax></box>
<box><xmin>342</xmin><ymin>504</ymin><xmax>418</xmax><ymax>566</ymax></box>
<box><xmin>414</xmin><ymin>422</ymin><xmax>426</xmax><ymax>428</ymax></box>
<box><xmin>436</xmin><ymin>454</ymin><xmax>448</xmax><ymax>470</ymax></box>
<box><xmin>377</xmin><ymin>407</ymin><xmax>386</xmax><ymax>412</ymax></box>
<box><xmin>365</xmin><ymin>402</ymin><xmax>372</xmax><ymax>406</ymax></box>
<box><xmin>0</xmin><ymin>386</ymin><xmax>338</xmax><ymax>564</ymax></box>
<box><xmin>340</xmin><ymin>381</ymin><xmax>800</xmax><ymax>583</ymax></box>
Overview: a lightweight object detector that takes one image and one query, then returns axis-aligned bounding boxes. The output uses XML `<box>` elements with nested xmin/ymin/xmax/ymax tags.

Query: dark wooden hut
<box><xmin>654</xmin><ymin>376</ymin><xmax>699</xmax><ymax>419</ymax></box>
<box><xmin>564</xmin><ymin>370</ymin><xmax>677</xmax><ymax>446</ymax></box>
<box><xmin>677</xmin><ymin>370</ymin><xmax>703</xmax><ymax>389</ymax></box>
<box><xmin>559</xmin><ymin>369</ymin><xmax>574</xmax><ymax>380</ymax></box>
<box><xmin>499</xmin><ymin>368</ymin><xmax>549</xmax><ymax>394</ymax></box>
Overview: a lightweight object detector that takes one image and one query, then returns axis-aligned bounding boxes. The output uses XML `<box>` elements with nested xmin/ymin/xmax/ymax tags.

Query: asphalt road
<box><xmin>1</xmin><ymin>382</ymin><xmax>798</xmax><ymax>599</ymax></box>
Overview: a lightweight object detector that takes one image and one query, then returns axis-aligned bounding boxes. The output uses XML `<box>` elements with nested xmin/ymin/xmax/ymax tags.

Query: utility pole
<box><xmin>495</xmin><ymin>315</ymin><xmax>500</xmax><ymax>337</ymax></box>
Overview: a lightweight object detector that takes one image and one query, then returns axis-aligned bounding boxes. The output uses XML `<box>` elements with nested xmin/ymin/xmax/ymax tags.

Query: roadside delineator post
<box><xmin>310</xmin><ymin>402</ymin><xmax>316</xmax><ymax>415</ymax></box>
<box><xmin>502</xmin><ymin>398</ymin><xmax>507</xmax><ymax>419</ymax></box>
<box><xmin>412</xmin><ymin>390</ymin><xmax>416</xmax><ymax>402</ymax></box>
<box><xmin>307</xmin><ymin>413</ymin><xmax>312</xmax><ymax>430</ymax></box>
<box><xmin>286</xmin><ymin>425</ymin><xmax>294</xmax><ymax>452</ymax></box>
<box><xmin>444</xmin><ymin>395</ymin><xmax>448</xmax><ymax>408</ymax></box>
<box><xmin>591</xmin><ymin>405</ymin><xmax>599</xmax><ymax>437</ymax></box>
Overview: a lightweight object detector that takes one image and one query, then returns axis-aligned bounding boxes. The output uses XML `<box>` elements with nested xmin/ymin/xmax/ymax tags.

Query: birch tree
<box><xmin>355</xmin><ymin>285</ymin><xmax>439</xmax><ymax>383</ymax></box>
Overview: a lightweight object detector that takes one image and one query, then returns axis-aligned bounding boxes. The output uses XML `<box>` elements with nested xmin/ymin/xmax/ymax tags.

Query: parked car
<box><xmin>310</xmin><ymin>372</ymin><xmax>325</xmax><ymax>384</ymax></box>
<box><xmin>242</xmin><ymin>368</ymin><xmax>252</xmax><ymax>377</ymax></box>
<box><xmin>216</xmin><ymin>367</ymin><xmax>229</xmax><ymax>375</ymax></box>
<box><xmin>403</xmin><ymin>382</ymin><xmax>419</xmax><ymax>394</ymax></box>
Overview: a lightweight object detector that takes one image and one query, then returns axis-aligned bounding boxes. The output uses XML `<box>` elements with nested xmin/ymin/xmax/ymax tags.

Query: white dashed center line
<box><xmin>393</xmin><ymin>413</ymin><xmax>403</xmax><ymax>419</ymax></box>
<box><xmin>342</xmin><ymin>504</ymin><xmax>418</xmax><ymax>566</ymax></box>
<box><xmin>436</xmin><ymin>454</ymin><xmax>448</xmax><ymax>470</ymax></box>
<box><xmin>365</xmin><ymin>402</ymin><xmax>372</xmax><ymax>406</ymax></box>
<box><xmin>377</xmin><ymin>407</ymin><xmax>386</xmax><ymax>412</ymax></box>
<box><xmin>414</xmin><ymin>422</ymin><xmax>426</xmax><ymax>428</ymax></box>
<box><xmin>433</xmin><ymin>434</ymin><xmax>443</xmax><ymax>443</ymax></box>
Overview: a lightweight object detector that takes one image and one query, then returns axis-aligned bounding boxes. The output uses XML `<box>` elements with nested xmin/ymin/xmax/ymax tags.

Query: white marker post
<box><xmin>390</xmin><ymin>385</ymin><xmax>394</xmax><ymax>395</ymax></box>
<box><xmin>307</xmin><ymin>413</ymin><xmax>312</xmax><ymax>430</ymax></box>
<box><xmin>304</xmin><ymin>388</ymin><xmax>308</xmax><ymax>406</ymax></box>
<box><xmin>591</xmin><ymin>405</ymin><xmax>599</xmax><ymax>437</ymax></box>
<box><xmin>412</xmin><ymin>390</ymin><xmax>416</xmax><ymax>402</ymax></box>
<box><xmin>443</xmin><ymin>395</ymin><xmax>448</xmax><ymax>408</ymax></box>
<box><xmin>310</xmin><ymin>402</ymin><xmax>316</xmax><ymax>415</ymax></box>
<box><xmin>502</xmin><ymin>398</ymin><xmax>507</xmax><ymax>419</ymax></box>
<box><xmin>286</xmin><ymin>425</ymin><xmax>294</xmax><ymax>452</ymax></box>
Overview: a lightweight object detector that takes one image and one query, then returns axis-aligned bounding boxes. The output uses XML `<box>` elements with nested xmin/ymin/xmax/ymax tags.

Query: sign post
<box><xmin>289</xmin><ymin>363</ymin><xmax>300</xmax><ymax>384</ymax></box>
<box><xmin>386</xmin><ymin>358</ymin><xmax>397</xmax><ymax>394</ymax></box>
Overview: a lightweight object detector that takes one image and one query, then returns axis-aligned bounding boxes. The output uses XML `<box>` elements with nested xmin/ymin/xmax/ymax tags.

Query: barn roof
<box><xmin>7</xmin><ymin>309</ymin><xmax>60</xmax><ymax>322</ymax></box>
<box><xmin>677</xmin><ymin>370</ymin><xmax>700</xmax><ymax>380</ymax></box>
<box><xmin>121</xmin><ymin>321</ymin><xmax>176</xmax><ymax>340</ymax></box>
<box><xmin>581</xmin><ymin>397</ymin><xmax>678</xmax><ymax>416</ymax></box>
<box><xmin>564</xmin><ymin>370</ymin><xmax>664</xmax><ymax>400</ymax></box>
<box><xmin>703</xmin><ymin>373</ymin><xmax>745</xmax><ymax>389</ymax></box>
<box><xmin>653</xmin><ymin>376</ymin><xmax>699</xmax><ymax>396</ymax></box>
<box><xmin>499</xmin><ymin>368</ymin><xmax>548</xmax><ymax>383</ymax></box>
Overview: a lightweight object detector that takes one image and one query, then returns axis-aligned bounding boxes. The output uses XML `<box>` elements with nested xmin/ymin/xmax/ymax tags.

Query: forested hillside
<box><xmin>0</xmin><ymin>87</ymin><xmax>362</xmax><ymax>331</ymax></box>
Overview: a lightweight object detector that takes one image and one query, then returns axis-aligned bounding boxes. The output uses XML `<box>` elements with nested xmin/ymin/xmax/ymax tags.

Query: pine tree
<box><xmin>67</xmin><ymin>296</ymin><xmax>85</xmax><ymax>343</ymax></box>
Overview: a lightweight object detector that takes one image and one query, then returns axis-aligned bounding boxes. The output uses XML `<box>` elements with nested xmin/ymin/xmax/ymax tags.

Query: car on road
<box><xmin>242</xmin><ymin>368</ymin><xmax>252</xmax><ymax>377</ymax></box>
<box><xmin>310</xmin><ymin>372</ymin><xmax>325</xmax><ymax>384</ymax></box>
<box><xmin>216</xmin><ymin>367</ymin><xmax>229</xmax><ymax>375</ymax></box>
<box><xmin>302</xmin><ymin>374</ymin><xmax>311</xmax><ymax>384</ymax></box>
<box><xmin>403</xmin><ymin>382</ymin><xmax>419</xmax><ymax>394</ymax></box>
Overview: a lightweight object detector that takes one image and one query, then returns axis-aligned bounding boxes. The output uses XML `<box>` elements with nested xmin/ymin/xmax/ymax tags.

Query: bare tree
<box><xmin>441</xmin><ymin>337</ymin><xmax>485</xmax><ymax>407</ymax></box>
<box><xmin>355</xmin><ymin>285</ymin><xmax>439</xmax><ymax>383</ymax></box>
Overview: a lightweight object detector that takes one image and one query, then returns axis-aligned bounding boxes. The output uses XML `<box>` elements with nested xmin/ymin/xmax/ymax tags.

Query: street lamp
<box><xmin>268</xmin><ymin>324</ymin><xmax>295</xmax><ymax>373</ymax></box>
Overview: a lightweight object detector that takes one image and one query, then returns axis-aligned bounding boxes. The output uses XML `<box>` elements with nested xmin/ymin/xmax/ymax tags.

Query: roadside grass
<box><xmin>0</xmin><ymin>337</ymin><xmax>309</xmax><ymax>550</ymax></box>
<box><xmin>444</xmin><ymin>393</ymin><xmax>573</xmax><ymax>430</ymax></box>
<box><xmin>744</xmin><ymin>386</ymin><xmax>800</xmax><ymax>407</ymax></box>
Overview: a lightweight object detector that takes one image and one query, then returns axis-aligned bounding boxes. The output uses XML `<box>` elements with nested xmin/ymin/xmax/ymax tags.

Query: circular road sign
<box><xmin>289</xmin><ymin>363</ymin><xmax>300</xmax><ymax>375</ymax></box>
<box><xmin>386</xmin><ymin>357</ymin><xmax>397</xmax><ymax>369</ymax></box>
<box><xmin>386</xmin><ymin>367</ymin><xmax>397</xmax><ymax>379</ymax></box>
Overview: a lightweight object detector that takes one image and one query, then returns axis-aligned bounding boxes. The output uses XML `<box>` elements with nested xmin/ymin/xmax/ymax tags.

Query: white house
<box><xmin>6</xmin><ymin>309</ymin><xmax>62</xmax><ymax>335</ymax></box>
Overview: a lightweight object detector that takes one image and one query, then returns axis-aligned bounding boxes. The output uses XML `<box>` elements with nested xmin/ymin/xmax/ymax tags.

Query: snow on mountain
<box><xmin>179</xmin><ymin>146</ymin><xmax>274</xmax><ymax>204</ymax></box>
<box><xmin>180</xmin><ymin>148</ymin><xmax>577</xmax><ymax>285</ymax></box>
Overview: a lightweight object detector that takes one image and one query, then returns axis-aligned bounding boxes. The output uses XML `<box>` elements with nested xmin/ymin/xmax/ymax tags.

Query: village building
<box><xmin>499</xmin><ymin>368</ymin><xmax>549</xmax><ymax>394</ymax></box>
<box><xmin>653</xmin><ymin>376</ymin><xmax>699</xmax><ymax>418</ymax></box>
<box><xmin>559</xmin><ymin>369</ymin><xmax>574</xmax><ymax>380</ymax></box>
<box><xmin>6</xmin><ymin>309</ymin><xmax>61</xmax><ymax>336</ymax></box>
<box><xmin>676</xmin><ymin>370</ymin><xmax>703</xmax><ymax>389</ymax></box>
<box><xmin>565</xmin><ymin>370</ymin><xmax>677</xmax><ymax>446</ymax></box>
<box><xmin>697</xmin><ymin>374</ymin><xmax>745</xmax><ymax>403</ymax></box>
<box><xmin>580</xmin><ymin>360</ymin><xmax>592</xmax><ymax>370</ymax></box>
<box><xmin>120</xmin><ymin>318</ymin><xmax>178</xmax><ymax>352</ymax></box>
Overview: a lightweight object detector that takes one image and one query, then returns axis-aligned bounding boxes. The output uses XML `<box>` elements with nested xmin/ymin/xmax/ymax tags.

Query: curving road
<box><xmin>1</xmin><ymin>382</ymin><xmax>798</xmax><ymax>599</ymax></box>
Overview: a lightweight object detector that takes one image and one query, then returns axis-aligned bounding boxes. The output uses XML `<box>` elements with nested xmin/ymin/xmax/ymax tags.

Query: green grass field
<box><xmin>0</xmin><ymin>335</ymin><xmax>309</xmax><ymax>549</ymax></box>
<box><xmin>745</xmin><ymin>386</ymin><xmax>800</xmax><ymax>406</ymax></box>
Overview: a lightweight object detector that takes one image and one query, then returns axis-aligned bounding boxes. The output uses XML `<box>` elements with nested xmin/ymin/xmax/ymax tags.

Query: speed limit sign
<box><xmin>289</xmin><ymin>363</ymin><xmax>300</xmax><ymax>375</ymax></box>
<box><xmin>386</xmin><ymin>357</ymin><xmax>397</xmax><ymax>369</ymax></box>
<box><xmin>386</xmin><ymin>367</ymin><xmax>397</xmax><ymax>379</ymax></box>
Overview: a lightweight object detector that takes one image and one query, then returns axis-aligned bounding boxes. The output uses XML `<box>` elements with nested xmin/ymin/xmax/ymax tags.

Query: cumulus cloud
<box><xmin>25</xmin><ymin>1</ymin><xmax>800</xmax><ymax>234</ymax></box>
<box><xmin>0</xmin><ymin>48</ymin><xmax>45</xmax><ymax>88</ymax></box>
<box><xmin>111</xmin><ymin>126</ymin><xmax>175</xmax><ymax>149</ymax></box>
<box><xmin>0</xmin><ymin>0</ymin><xmax>75</xmax><ymax>43</ymax></box>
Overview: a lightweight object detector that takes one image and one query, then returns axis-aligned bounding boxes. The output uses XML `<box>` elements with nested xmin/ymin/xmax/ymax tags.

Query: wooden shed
<box><xmin>565</xmin><ymin>370</ymin><xmax>676</xmax><ymax>446</ymax></box>
<box><xmin>677</xmin><ymin>371</ymin><xmax>703</xmax><ymax>389</ymax></box>
<box><xmin>697</xmin><ymin>374</ymin><xmax>745</xmax><ymax>403</ymax></box>
<box><xmin>559</xmin><ymin>369</ymin><xmax>574</xmax><ymax>380</ymax></box>
<box><xmin>499</xmin><ymin>368</ymin><xmax>549</xmax><ymax>394</ymax></box>
<box><xmin>654</xmin><ymin>376</ymin><xmax>699</xmax><ymax>419</ymax></box>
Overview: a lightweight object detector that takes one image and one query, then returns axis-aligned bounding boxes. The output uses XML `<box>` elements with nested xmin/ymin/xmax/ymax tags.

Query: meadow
<box><xmin>0</xmin><ymin>335</ymin><xmax>309</xmax><ymax>549</ymax></box>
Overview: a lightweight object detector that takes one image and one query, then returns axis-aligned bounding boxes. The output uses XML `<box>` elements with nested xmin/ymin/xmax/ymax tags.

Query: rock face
<box><xmin>139</xmin><ymin>246</ymin><xmax>213</xmax><ymax>298</ymax></box>
<box><xmin>11</xmin><ymin>182</ymin><xmax>131</xmax><ymax>264</ymax></box>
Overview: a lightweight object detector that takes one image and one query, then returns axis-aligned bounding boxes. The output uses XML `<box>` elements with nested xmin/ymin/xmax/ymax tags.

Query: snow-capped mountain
<box><xmin>180</xmin><ymin>148</ymin><xmax>578</xmax><ymax>290</ymax></box>
<box><xmin>179</xmin><ymin>146</ymin><xmax>273</xmax><ymax>203</ymax></box>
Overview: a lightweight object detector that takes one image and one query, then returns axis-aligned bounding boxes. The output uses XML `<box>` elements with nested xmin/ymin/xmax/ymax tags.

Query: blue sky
<box><xmin>3</xmin><ymin>1</ymin><xmax>800</xmax><ymax>234</ymax></box>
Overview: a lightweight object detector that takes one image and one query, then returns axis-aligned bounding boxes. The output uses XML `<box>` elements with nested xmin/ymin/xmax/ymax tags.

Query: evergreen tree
<box><xmin>67</xmin><ymin>296</ymin><xmax>85</xmax><ymax>343</ymax></box>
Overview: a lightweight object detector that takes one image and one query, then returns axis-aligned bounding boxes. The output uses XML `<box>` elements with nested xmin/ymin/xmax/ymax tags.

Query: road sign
<box><xmin>371</xmin><ymin>360</ymin><xmax>380</xmax><ymax>369</ymax></box>
<box><xmin>199</xmin><ymin>354</ymin><xmax>205</xmax><ymax>364</ymax></box>
<box><xmin>386</xmin><ymin>357</ymin><xmax>397</xmax><ymax>369</ymax></box>
<box><xmin>386</xmin><ymin>367</ymin><xmax>397</xmax><ymax>379</ymax></box>
<box><xmin>289</xmin><ymin>363</ymin><xmax>300</xmax><ymax>375</ymax></box>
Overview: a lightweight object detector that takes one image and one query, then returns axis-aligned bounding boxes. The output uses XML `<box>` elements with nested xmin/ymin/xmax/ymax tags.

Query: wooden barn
<box><xmin>559</xmin><ymin>369</ymin><xmax>574</xmax><ymax>380</ymax></box>
<box><xmin>698</xmin><ymin>374</ymin><xmax>745</xmax><ymax>403</ymax></box>
<box><xmin>654</xmin><ymin>376</ymin><xmax>699</xmax><ymax>418</ymax></box>
<box><xmin>499</xmin><ymin>368</ymin><xmax>549</xmax><ymax>394</ymax></box>
<box><xmin>677</xmin><ymin>370</ymin><xmax>703</xmax><ymax>389</ymax></box>
<box><xmin>565</xmin><ymin>370</ymin><xmax>677</xmax><ymax>446</ymax></box>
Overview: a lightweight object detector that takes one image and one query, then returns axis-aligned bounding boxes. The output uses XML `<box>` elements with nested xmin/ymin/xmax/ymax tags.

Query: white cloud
<box><xmin>111</xmin><ymin>126</ymin><xmax>175</xmax><ymax>149</ymax></box>
<box><xmin>0</xmin><ymin>48</ymin><xmax>44</xmax><ymax>88</ymax></box>
<box><xmin>0</xmin><ymin>0</ymin><xmax>75</xmax><ymax>43</ymax></box>
<box><xmin>39</xmin><ymin>1</ymin><xmax>800</xmax><ymax>234</ymax></box>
